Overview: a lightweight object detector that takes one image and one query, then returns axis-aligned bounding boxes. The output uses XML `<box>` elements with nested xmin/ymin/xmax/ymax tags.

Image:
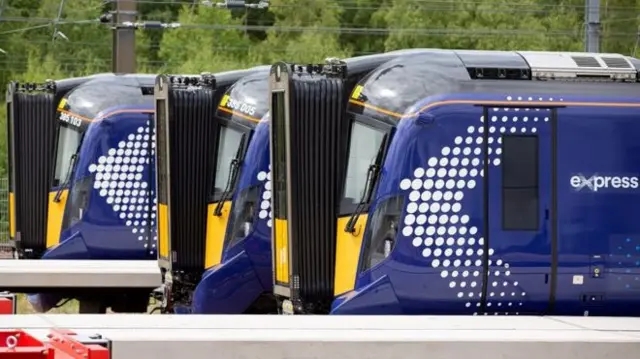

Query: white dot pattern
<box><xmin>398</xmin><ymin>96</ymin><xmax>558</xmax><ymax>315</ymax></box>
<box><xmin>88</xmin><ymin>121</ymin><xmax>158</xmax><ymax>255</ymax></box>
<box><xmin>256</xmin><ymin>164</ymin><xmax>273</xmax><ymax>228</ymax></box>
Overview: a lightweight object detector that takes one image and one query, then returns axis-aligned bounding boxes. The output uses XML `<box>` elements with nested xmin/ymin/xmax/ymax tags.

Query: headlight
<box><xmin>241</xmin><ymin>221</ymin><xmax>253</xmax><ymax>237</ymax></box>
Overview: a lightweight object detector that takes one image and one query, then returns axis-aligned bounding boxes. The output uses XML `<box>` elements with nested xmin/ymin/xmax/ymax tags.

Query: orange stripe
<box><xmin>349</xmin><ymin>99</ymin><xmax>404</xmax><ymax>118</ymax></box>
<box><xmin>349</xmin><ymin>98</ymin><xmax>640</xmax><ymax>120</ymax></box>
<box><xmin>217</xmin><ymin>106</ymin><xmax>261</xmax><ymax>123</ymax></box>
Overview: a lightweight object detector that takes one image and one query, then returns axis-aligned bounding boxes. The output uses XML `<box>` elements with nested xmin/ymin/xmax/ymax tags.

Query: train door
<box><xmin>481</xmin><ymin>105</ymin><xmax>556</xmax><ymax>315</ymax></box>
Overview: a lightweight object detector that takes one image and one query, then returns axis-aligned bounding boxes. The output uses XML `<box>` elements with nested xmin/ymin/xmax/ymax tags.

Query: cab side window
<box><xmin>359</xmin><ymin>195</ymin><xmax>404</xmax><ymax>272</ymax></box>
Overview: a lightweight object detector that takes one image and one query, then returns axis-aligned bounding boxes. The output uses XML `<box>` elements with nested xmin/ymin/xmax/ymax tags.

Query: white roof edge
<box><xmin>516</xmin><ymin>51</ymin><xmax>636</xmax><ymax>74</ymax></box>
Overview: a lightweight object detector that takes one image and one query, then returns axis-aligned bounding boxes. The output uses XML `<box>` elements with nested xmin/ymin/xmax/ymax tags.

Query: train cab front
<box><xmin>154</xmin><ymin>69</ymin><xmax>270</xmax><ymax>314</ymax></box>
<box><xmin>192</xmin><ymin>117</ymin><xmax>275</xmax><ymax>314</ymax></box>
<box><xmin>326</xmin><ymin>57</ymin><xmax>423</xmax><ymax>315</ymax></box>
<box><xmin>189</xmin><ymin>73</ymin><xmax>277</xmax><ymax>314</ymax></box>
<box><xmin>266</xmin><ymin>52</ymin><xmax>442</xmax><ymax>315</ymax></box>
<box><xmin>265</xmin><ymin>58</ymin><xmax>394</xmax><ymax>314</ymax></box>
<box><xmin>29</xmin><ymin>75</ymin><xmax>158</xmax><ymax>313</ymax></box>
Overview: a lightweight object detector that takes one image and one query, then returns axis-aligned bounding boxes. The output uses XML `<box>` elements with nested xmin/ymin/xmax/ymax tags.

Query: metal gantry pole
<box><xmin>112</xmin><ymin>0</ymin><xmax>137</xmax><ymax>73</ymax></box>
<box><xmin>585</xmin><ymin>0</ymin><xmax>601</xmax><ymax>53</ymax></box>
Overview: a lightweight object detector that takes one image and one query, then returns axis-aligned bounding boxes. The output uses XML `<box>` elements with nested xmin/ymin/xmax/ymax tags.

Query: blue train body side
<box><xmin>192</xmin><ymin>118</ymin><xmax>272</xmax><ymax>314</ymax></box>
<box><xmin>29</xmin><ymin>104</ymin><xmax>157</xmax><ymax>312</ymax></box>
<box><xmin>332</xmin><ymin>92</ymin><xmax>640</xmax><ymax>316</ymax></box>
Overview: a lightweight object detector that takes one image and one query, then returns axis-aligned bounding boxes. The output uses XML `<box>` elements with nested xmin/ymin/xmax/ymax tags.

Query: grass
<box><xmin>16</xmin><ymin>294</ymin><xmax>79</xmax><ymax>314</ymax></box>
<box><xmin>15</xmin><ymin>294</ymin><xmax>160</xmax><ymax>314</ymax></box>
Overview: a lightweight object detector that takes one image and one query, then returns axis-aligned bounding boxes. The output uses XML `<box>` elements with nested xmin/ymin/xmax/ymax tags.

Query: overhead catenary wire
<box><xmin>0</xmin><ymin>0</ymin><xmax>638</xmax><ymax>77</ymax></box>
<box><xmin>104</xmin><ymin>0</ymin><xmax>640</xmax><ymax>12</ymax></box>
<box><xmin>51</xmin><ymin>0</ymin><xmax>68</xmax><ymax>42</ymax></box>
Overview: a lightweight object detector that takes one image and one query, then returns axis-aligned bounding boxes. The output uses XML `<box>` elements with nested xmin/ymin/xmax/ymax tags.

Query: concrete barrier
<box><xmin>1</xmin><ymin>315</ymin><xmax>639</xmax><ymax>359</ymax></box>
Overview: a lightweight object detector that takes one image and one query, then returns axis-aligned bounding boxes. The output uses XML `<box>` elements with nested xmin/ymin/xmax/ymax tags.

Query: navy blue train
<box><xmin>268</xmin><ymin>50</ymin><xmax>640</xmax><ymax>316</ymax></box>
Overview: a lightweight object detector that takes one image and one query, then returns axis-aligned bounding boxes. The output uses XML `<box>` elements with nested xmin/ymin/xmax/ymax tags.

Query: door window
<box><xmin>502</xmin><ymin>135</ymin><xmax>539</xmax><ymax>230</ymax></box>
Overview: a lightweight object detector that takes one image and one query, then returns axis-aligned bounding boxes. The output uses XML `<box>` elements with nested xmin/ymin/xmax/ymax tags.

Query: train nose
<box><xmin>191</xmin><ymin>250</ymin><xmax>264</xmax><ymax>314</ymax></box>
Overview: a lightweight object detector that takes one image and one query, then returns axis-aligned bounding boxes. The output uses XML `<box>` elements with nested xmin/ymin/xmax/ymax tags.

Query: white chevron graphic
<box><xmin>88</xmin><ymin>120</ymin><xmax>158</xmax><ymax>255</ymax></box>
<box><xmin>398</xmin><ymin>95</ymin><xmax>560</xmax><ymax>314</ymax></box>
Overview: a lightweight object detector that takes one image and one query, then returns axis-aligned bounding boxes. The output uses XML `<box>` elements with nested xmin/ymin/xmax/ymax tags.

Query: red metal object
<box><xmin>0</xmin><ymin>293</ymin><xmax>17</xmax><ymax>315</ymax></box>
<box><xmin>46</xmin><ymin>330</ymin><xmax>109</xmax><ymax>359</ymax></box>
<box><xmin>0</xmin><ymin>330</ymin><xmax>109</xmax><ymax>359</ymax></box>
<box><xmin>0</xmin><ymin>330</ymin><xmax>53</xmax><ymax>359</ymax></box>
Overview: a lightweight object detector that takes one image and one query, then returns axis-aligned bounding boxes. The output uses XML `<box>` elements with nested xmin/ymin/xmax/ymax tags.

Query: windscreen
<box><xmin>213</xmin><ymin>126</ymin><xmax>245</xmax><ymax>196</ymax></box>
<box><xmin>53</xmin><ymin>124</ymin><xmax>83</xmax><ymax>187</ymax></box>
<box><xmin>341</xmin><ymin>118</ymin><xmax>386</xmax><ymax>212</ymax></box>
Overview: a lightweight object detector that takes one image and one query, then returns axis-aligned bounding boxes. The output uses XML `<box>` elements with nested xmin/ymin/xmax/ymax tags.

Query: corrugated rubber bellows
<box><xmin>7</xmin><ymin>88</ymin><xmax>56</xmax><ymax>258</ymax></box>
<box><xmin>287</xmin><ymin>76</ymin><xmax>347</xmax><ymax>312</ymax></box>
<box><xmin>164</xmin><ymin>86</ymin><xmax>220</xmax><ymax>271</ymax></box>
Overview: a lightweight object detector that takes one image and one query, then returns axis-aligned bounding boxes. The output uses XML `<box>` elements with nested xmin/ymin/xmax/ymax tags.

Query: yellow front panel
<box><xmin>334</xmin><ymin>214</ymin><xmax>368</xmax><ymax>296</ymax></box>
<box><xmin>204</xmin><ymin>201</ymin><xmax>231</xmax><ymax>269</ymax></box>
<box><xmin>46</xmin><ymin>190</ymin><xmax>68</xmax><ymax>248</ymax></box>
<box><xmin>9</xmin><ymin>192</ymin><xmax>15</xmax><ymax>238</ymax></box>
<box><xmin>274</xmin><ymin>218</ymin><xmax>289</xmax><ymax>284</ymax></box>
<box><xmin>158</xmin><ymin>204</ymin><xmax>170</xmax><ymax>259</ymax></box>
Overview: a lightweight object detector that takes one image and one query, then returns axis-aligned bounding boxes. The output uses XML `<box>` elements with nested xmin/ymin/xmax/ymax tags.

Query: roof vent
<box><xmin>601</xmin><ymin>56</ymin><xmax>632</xmax><ymax>69</ymax></box>
<box><xmin>571</xmin><ymin>55</ymin><xmax>601</xmax><ymax>68</ymax></box>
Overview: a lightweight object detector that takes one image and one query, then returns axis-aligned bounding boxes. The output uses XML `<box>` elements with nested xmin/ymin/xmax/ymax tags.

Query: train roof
<box><xmin>348</xmin><ymin>49</ymin><xmax>640</xmax><ymax>122</ymax></box>
<box><xmin>62</xmin><ymin>74</ymin><xmax>161</xmax><ymax>119</ymax></box>
<box><xmin>279</xmin><ymin>51</ymin><xmax>435</xmax><ymax>89</ymax></box>
<box><xmin>211</xmin><ymin>65</ymin><xmax>271</xmax><ymax>88</ymax></box>
<box><xmin>336</xmin><ymin>50</ymin><xmax>433</xmax><ymax>78</ymax></box>
<box><xmin>216</xmin><ymin>69</ymin><xmax>270</xmax><ymax>127</ymax></box>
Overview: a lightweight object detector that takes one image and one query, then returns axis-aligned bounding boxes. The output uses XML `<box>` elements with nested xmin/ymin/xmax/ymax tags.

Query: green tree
<box><xmin>136</xmin><ymin>2</ymin><xmax>181</xmax><ymax>73</ymax></box>
<box><xmin>25</xmin><ymin>0</ymin><xmax>111</xmax><ymax>76</ymax></box>
<box><xmin>601</xmin><ymin>0</ymin><xmax>639</xmax><ymax>55</ymax></box>
<box><xmin>339</xmin><ymin>0</ymin><xmax>390</xmax><ymax>55</ymax></box>
<box><xmin>157</xmin><ymin>5</ymin><xmax>253</xmax><ymax>73</ymax></box>
<box><xmin>383</xmin><ymin>0</ymin><xmax>582</xmax><ymax>51</ymax></box>
<box><xmin>250</xmin><ymin>0</ymin><xmax>352</xmax><ymax>64</ymax></box>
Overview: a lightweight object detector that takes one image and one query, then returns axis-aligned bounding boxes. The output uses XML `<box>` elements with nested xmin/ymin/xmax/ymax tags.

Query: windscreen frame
<box><xmin>208</xmin><ymin>118</ymin><xmax>254</xmax><ymax>204</ymax></box>
<box><xmin>51</xmin><ymin>121</ymin><xmax>86</xmax><ymax>189</ymax></box>
<box><xmin>338</xmin><ymin>112</ymin><xmax>393</xmax><ymax>216</ymax></box>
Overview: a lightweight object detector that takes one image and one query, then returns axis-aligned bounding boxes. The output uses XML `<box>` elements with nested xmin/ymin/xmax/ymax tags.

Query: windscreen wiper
<box><xmin>54</xmin><ymin>135</ymin><xmax>84</xmax><ymax>203</ymax></box>
<box><xmin>54</xmin><ymin>152</ymin><xmax>78</xmax><ymax>203</ymax></box>
<box><xmin>214</xmin><ymin>136</ymin><xmax>247</xmax><ymax>216</ymax></box>
<box><xmin>214</xmin><ymin>158</ymin><xmax>241</xmax><ymax>216</ymax></box>
<box><xmin>344</xmin><ymin>163</ymin><xmax>378</xmax><ymax>233</ymax></box>
<box><xmin>344</xmin><ymin>134</ymin><xmax>388</xmax><ymax>233</ymax></box>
